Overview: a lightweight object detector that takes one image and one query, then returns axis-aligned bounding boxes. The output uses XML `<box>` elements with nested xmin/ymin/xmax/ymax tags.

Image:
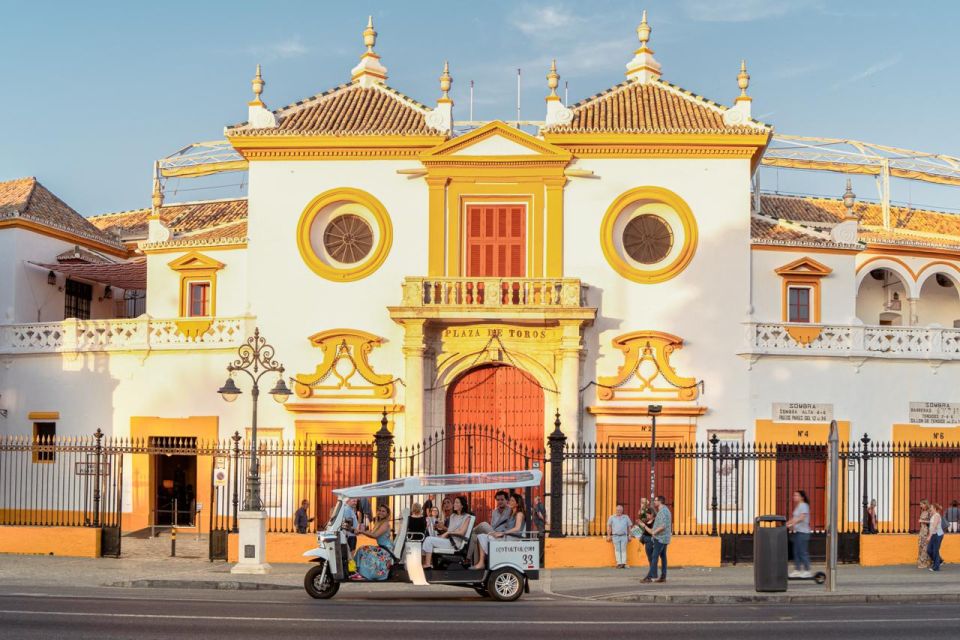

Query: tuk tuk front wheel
<box><xmin>487</xmin><ymin>568</ymin><xmax>523</xmax><ymax>602</ymax></box>
<box><xmin>304</xmin><ymin>561</ymin><xmax>340</xmax><ymax>599</ymax></box>
<box><xmin>474</xmin><ymin>586</ymin><xmax>490</xmax><ymax>598</ymax></box>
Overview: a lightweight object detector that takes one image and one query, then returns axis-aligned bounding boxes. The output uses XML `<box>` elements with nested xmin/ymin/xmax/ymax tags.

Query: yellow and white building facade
<box><xmin>3</xmin><ymin>16</ymin><xmax>960</xmax><ymax>542</ymax></box>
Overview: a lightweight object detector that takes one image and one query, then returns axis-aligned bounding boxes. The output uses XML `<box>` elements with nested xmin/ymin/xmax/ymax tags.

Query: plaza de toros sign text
<box><xmin>442</xmin><ymin>326</ymin><xmax>557</xmax><ymax>342</ymax></box>
<box><xmin>909</xmin><ymin>402</ymin><xmax>960</xmax><ymax>425</ymax></box>
<box><xmin>773</xmin><ymin>403</ymin><xmax>833</xmax><ymax>423</ymax></box>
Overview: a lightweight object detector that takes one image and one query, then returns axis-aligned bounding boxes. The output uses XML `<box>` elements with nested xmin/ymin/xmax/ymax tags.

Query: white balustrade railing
<box><xmin>745</xmin><ymin>321</ymin><xmax>960</xmax><ymax>360</ymax></box>
<box><xmin>0</xmin><ymin>316</ymin><xmax>252</xmax><ymax>355</ymax></box>
<box><xmin>400</xmin><ymin>277</ymin><xmax>585</xmax><ymax>308</ymax></box>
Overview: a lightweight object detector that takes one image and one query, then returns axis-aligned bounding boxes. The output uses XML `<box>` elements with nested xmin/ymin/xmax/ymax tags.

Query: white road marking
<box><xmin>0</xmin><ymin>610</ymin><xmax>958</xmax><ymax>626</ymax></box>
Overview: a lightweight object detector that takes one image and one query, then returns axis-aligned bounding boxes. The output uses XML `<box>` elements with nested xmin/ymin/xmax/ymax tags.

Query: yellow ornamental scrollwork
<box><xmin>597</xmin><ymin>331</ymin><xmax>699</xmax><ymax>402</ymax></box>
<box><xmin>294</xmin><ymin>329</ymin><xmax>394</xmax><ymax>399</ymax></box>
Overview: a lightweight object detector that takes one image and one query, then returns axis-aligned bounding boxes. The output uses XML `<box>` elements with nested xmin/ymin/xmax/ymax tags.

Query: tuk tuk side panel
<box><xmin>489</xmin><ymin>540</ymin><xmax>539</xmax><ymax>572</ymax></box>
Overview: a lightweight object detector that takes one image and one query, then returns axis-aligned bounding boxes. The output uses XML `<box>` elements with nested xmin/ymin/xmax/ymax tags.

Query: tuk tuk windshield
<box><xmin>324</xmin><ymin>501</ymin><xmax>342</xmax><ymax>530</ymax></box>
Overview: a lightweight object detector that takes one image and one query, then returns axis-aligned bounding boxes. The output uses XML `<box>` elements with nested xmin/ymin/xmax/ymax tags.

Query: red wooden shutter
<box><xmin>465</xmin><ymin>205</ymin><xmax>526</xmax><ymax>277</ymax></box>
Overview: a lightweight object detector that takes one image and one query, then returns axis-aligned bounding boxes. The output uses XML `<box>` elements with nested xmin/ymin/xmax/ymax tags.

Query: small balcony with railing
<box><xmin>390</xmin><ymin>276</ymin><xmax>596</xmax><ymax>322</ymax></box>
<box><xmin>0</xmin><ymin>316</ymin><xmax>254</xmax><ymax>355</ymax></box>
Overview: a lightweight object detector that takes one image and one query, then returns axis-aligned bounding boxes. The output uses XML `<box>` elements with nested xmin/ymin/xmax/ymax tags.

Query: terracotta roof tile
<box><xmin>89</xmin><ymin>198</ymin><xmax>247</xmax><ymax>240</ymax></box>
<box><xmin>759</xmin><ymin>194</ymin><xmax>960</xmax><ymax>248</ymax></box>
<box><xmin>229</xmin><ymin>83</ymin><xmax>440</xmax><ymax>136</ymax></box>
<box><xmin>750</xmin><ymin>216</ymin><xmax>826</xmax><ymax>243</ymax></box>
<box><xmin>0</xmin><ymin>177</ymin><xmax>123</xmax><ymax>248</ymax></box>
<box><xmin>546</xmin><ymin>79</ymin><xmax>767</xmax><ymax>135</ymax></box>
<box><xmin>180</xmin><ymin>220</ymin><xmax>248</xmax><ymax>242</ymax></box>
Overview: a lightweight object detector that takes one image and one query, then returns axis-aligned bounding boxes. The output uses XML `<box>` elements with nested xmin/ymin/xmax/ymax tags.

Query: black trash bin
<box><xmin>754</xmin><ymin>515</ymin><xmax>788</xmax><ymax>592</ymax></box>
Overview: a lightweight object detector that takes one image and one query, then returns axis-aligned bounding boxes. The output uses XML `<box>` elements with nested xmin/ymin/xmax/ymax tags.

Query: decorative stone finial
<box><xmin>637</xmin><ymin>10</ymin><xmax>651</xmax><ymax>48</ymax></box>
<box><xmin>843</xmin><ymin>178</ymin><xmax>858</xmax><ymax>218</ymax></box>
<box><xmin>364</xmin><ymin>15</ymin><xmax>377</xmax><ymax>52</ymax></box>
<box><xmin>438</xmin><ymin>60</ymin><xmax>452</xmax><ymax>103</ymax></box>
<box><xmin>625</xmin><ymin>10</ymin><xmax>661</xmax><ymax>83</ymax></box>
<box><xmin>544</xmin><ymin>59</ymin><xmax>573</xmax><ymax>128</ymax></box>
<box><xmin>546</xmin><ymin>59</ymin><xmax>560</xmax><ymax>101</ymax></box>
<box><xmin>250</xmin><ymin>64</ymin><xmax>265</xmax><ymax>106</ymax></box>
<box><xmin>737</xmin><ymin>59</ymin><xmax>750</xmax><ymax>99</ymax></box>
<box><xmin>351</xmin><ymin>16</ymin><xmax>388</xmax><ymax>87</ymax></box>
<box><xmin>427</xmin><ymin>61</ymin><xmax>454</xmax><ymax>134</ymax></box>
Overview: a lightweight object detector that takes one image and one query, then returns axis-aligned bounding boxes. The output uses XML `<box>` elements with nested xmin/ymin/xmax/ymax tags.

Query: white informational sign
<box><xmin>213</xmin><ymin>467</ymin><xmax>228</xmax><ymax>487</ymax></box>
<box><xmin>489</xmin><ymin>540</ymin><xmax>540</xmax><ymax>571</ymax></box>
<box><xmin>909</xmin><ymin>402</ymin><xmax>960</xmax><ymax>425</ymax></box>
<box><xmin>773</xmin><ymin>403</ymin><xmax>833</xmax><ymax>423</ymax></box>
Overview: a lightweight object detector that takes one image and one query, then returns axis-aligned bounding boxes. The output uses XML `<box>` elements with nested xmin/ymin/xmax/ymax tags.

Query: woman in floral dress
<box><xmin>918</xmin><ymin>499</ymin><xmax>932</xmax><ymax>569</ymax></box>
<box><xmin>352</xmin><ymin>504</ymin><xmax>394</xmax><ymax>581</ymax></box>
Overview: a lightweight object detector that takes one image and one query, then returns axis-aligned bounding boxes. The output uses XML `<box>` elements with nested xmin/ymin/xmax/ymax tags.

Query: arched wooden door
<box><xmin>445</xmin><ymin>364</ymin><xmax>544</xmax><ymax>522</ymax></box>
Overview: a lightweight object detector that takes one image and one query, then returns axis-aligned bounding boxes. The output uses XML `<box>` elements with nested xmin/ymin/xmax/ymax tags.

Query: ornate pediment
<box><xmin>774</xmin><ymin>257</ymin><xmax>832</xmax><ymax>277</ymax></box>
<box><xmin>293</xmin><ymin>329</ymin><xmax>394</xmax><ymax>399</ymax></box>
<box><xmin>597</xmin><ymin>331</ymin><xmax>699</xmax><ymax>402</ymax></box>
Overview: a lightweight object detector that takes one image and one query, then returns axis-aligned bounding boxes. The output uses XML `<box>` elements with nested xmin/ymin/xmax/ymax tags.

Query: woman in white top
<box><xmin>422</xmin><ymin>496</ymin><xmax>470</xmax><ymax>568</ymax></box>
<box><xmin>471</xmin><ymin>493</ymin><xmax>525</xmax><ymax>570</ymax></box>
<box><xmin>927</xmin><ymin>502</ymin><xmax>945</xmax><ymax>572</ymax></box>
<box><xmin>785</xmin><ymin>490</ymin><xmax>812</xmax><ymax>578</ymax></box>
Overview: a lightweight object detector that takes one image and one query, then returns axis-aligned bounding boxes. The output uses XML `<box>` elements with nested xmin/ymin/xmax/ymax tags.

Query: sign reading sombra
<box><xmin>773</xmin><ymin>403</ymin><xmax>833</xmax><ymax>422</ymax></box>
<box><xmin>909</xmin><ymin>402</ymin><xmax>960</xmax><ymax>425</ymax></box>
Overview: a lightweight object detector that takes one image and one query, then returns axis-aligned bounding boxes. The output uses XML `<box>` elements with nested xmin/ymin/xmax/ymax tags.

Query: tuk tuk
<box><xmin>303</xmin><ymin>470</ymin><xmax>542</xmax><ymax>602</ymax></box>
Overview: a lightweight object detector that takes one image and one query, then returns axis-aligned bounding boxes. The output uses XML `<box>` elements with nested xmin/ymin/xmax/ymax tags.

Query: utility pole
<box><xmin>826</xmin><ymin>419</ymin><xmax>839</xmax><ymax>592</ymax></box>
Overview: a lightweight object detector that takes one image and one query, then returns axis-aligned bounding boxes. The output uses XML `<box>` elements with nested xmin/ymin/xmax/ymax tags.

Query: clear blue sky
<box><xmin>2</xmin><ymin>0</ymin><xmax>958</xmax><ymax>215</ymax></box>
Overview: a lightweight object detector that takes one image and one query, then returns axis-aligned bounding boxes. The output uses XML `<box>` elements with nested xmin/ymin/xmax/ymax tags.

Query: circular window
<box><xmin>296</xmin><ymin>188</ymin><xmax>392</xmax><ymax>282</ymax></box>
<box><xmin>623</xmin><ymin>215</ymin><xmax>673</xmax><ymax>265</ymax></box>
<box><xmin>600</xmin><ymin>187</ymin><xmax>698</xmax><ymax>284</ymax></box>
<box><xmin>323</xmin><ymin>214</ymin><xmax>374</xmax><ymax>264</ymax></box>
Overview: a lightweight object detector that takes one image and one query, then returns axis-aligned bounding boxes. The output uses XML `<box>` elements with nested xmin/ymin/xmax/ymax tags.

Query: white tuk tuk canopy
<box><xmin>333</xmin><ymin>470</ymin><xmax>542</xmax><ymax>499</ymax></box>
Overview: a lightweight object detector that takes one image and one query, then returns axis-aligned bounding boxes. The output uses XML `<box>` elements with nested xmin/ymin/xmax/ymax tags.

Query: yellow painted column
<box><xmin>426</xmin><ymin>176</ymin><xmax>448</xmax><ymax>276</ymax></box>
<box><xmin>545</xmin><ymin>177</ymin><xmax>567</xmax><ymax>277</ymax></box>
<box><xmin>402</xmin><ymin>320</ymin><xmax>428</xmax><ymax>446</ymax></box>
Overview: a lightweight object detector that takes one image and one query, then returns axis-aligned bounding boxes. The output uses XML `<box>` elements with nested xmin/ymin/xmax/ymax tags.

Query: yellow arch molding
<box><xmin>293</xmin><ymin>329</ymin><xmax>394</xmax><ymax>399</ymax></box>
<box><xmin>597</xmin><ymin>331</ymin><xmax>699</xmax><ymax>402</ymax></box>
<box><xmin>296</xmin><ymin>187</ymin><xmax>393</xmax><ymax>282</ymax></box>
<box><xmin>600</xmin><ymin>186</ymin><xmax>698</xmax><ymax>284</ymax></box>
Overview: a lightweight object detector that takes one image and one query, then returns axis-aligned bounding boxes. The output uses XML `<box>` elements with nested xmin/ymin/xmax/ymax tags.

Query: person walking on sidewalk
<box><xmin>918</xmin><ymin>499</ymin><xmax>932</xmax><ymax>569</ymax></box>
<box><xmin>945</xmin><ymin>500</ymin><xmax>960</xmax><ymax>534</ymax></box>
<box><xmin>293</xmin><ymin>499</ymin><xmax>314</xmax><ymax>534</ymax></box>
<box><xmin>606</xmin><ymin>504</ymin><xmax>632</xmax><ymax>569</ymax></box>
<box><xmin>927</xmin><ymin>503</ymin><xmax>945</xmax><ymax>572</ymax></box>
<box><xmin>640</xmin><ymin>495</ymin><xmax>671</xmax><ymax>583</ymax></box>
<box><xmin>786</xmin><ymin>490</ymin><xmax>812</xmax><ymax>578</ymax></box>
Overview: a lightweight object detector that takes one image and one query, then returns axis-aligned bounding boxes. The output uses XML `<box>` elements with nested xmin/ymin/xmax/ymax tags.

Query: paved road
<box><xmin>0</xmin><ymin>586</ymin><xmax>954</xmax><ymax>639</ymax></box>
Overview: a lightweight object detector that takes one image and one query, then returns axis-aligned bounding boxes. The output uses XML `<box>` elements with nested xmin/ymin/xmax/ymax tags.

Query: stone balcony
<box><xmin>389</xmin><ymin>277</ymin><xmax>596</xmax><ymax>323</ymax></box>
<box><xmin>741</xmin><ymin>321</ymin><xmax>960</xmax><ymax>367</ymax></box>
<box><xmin>0</xmin><ymin>316</ymin><xmax>253</xmax><ymax>355</ymax></box>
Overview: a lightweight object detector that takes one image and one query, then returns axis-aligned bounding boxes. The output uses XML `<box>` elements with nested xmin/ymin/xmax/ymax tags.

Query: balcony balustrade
<box><xmin>743</xmin><ymin>321</ymin><xmax>960</xmax><ymax>360</ymax></box>
<box><xmin>0</xmin><ymin>316</ymin><xmax>252</xmax><ymax>355</ymax></box>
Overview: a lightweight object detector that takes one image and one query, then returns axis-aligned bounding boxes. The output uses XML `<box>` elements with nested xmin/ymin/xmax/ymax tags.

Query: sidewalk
<box><xmin>0</xmin><ymin>555</ymin><xmax>957</xmax><ymax>603</ymax></box>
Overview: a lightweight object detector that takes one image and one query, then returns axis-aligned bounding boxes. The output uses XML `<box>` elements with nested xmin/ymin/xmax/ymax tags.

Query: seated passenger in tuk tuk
<box><xmin>422</xmin><ymin>496</ymin><xmax>471</xmax><ymax>568</ymax></box>
<box><xmin>407</xmin><ymin>502</ymin><xmax>428</xmax><ymax>537</ymax></box>
<box><xmin>472</xmin><ymin>493</ymin><xmax>525</xmax><ymax>570</ymax></box>
<box><xmin>352</xmin><ymin>504</ymin><xmax>393</xmax><ymax>581</ymax></box>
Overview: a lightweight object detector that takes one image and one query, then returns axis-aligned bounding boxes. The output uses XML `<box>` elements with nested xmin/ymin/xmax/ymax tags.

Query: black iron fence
<box><xmin>3</xmin><ymin>424</ymin><xmax>959</xmax><ymax>557</ymax></box>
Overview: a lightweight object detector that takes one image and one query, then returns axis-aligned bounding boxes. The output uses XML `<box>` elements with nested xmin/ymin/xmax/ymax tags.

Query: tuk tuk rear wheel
<box><xmin>487</xmin><ymin>568</ymin><xmax>523</xmax><ymax>602</ymax></box>
<box><xmin>304</xmin><ymin>561</ymin><xmax>340</xmax><ymax>599</ymax></box>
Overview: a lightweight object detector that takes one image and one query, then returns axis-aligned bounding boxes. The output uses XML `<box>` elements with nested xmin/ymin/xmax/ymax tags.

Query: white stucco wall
<box><xmin>564</xmin><ymin>158</ymin><xmax>754</xmax><ymax>437</ymax></box>
<box><xmin>146</xmin><ymin>247</ymin><xmax>249</xmax><ymax>318</ymax></box>
<box><xmin>751</xmin><ymin>249</ymin><xmax>858</xmax><ymax>324</ymax></box>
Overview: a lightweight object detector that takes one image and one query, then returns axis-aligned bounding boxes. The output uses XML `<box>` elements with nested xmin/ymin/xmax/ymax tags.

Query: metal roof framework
<box><xmin>155</xmin><ymin>135</ymin><xmax>960</xmax><ymax>227</ymax></box>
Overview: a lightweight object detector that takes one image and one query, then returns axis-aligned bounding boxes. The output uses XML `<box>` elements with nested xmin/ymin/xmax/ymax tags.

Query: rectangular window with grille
<box><xmin>33</xmin><ymin>422</ymin><xmax>56</xmax><ymax>463</ymax></box>
<box><xmin>188</xmin><ymin>282</ymin><xmax>211</xmax><ymax>317</ymax></box>
<box><xmin>64</xmin><ymin>279</ymin><xmax>92</xmax><ymax>320</ymax></box>
<box><xmin>787</xmin><ymin>286</ymin><xmax>811</xmax><ymax>323</ymax></box>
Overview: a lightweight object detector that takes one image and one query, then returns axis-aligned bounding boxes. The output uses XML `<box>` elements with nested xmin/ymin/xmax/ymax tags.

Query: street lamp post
<box><xmin>648</xmin><ymin>404</ymin><xmax>662</xmax><ymax>500</ymax></box>
<box><xmin>218</xmin><ymin>327</ymin><xmax>291</xmax><ymax>573</ymax></box>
